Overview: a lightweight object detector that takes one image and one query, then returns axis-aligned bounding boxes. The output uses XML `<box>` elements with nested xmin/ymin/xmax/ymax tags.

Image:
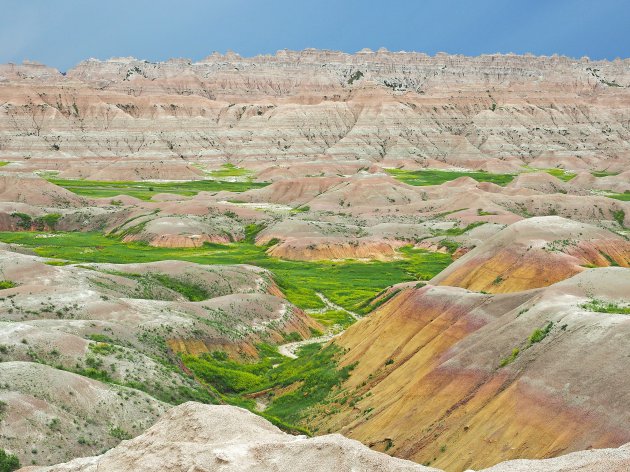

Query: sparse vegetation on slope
<box><xmin>529</xmin><ymin>321</ymin><xmax>554</xmax><ymax>345</ymax></box>
<box><xmin>582</xmin><ymin>299</ymin><xmax>630</xmax><ymax>314</ymax></box>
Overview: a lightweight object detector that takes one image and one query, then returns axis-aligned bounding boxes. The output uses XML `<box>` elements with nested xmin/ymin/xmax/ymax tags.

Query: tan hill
<box><xmin>0</xmin><ymin>362</ymin><xmax>168</xmax><ymax>466</ymax></box>
<box><xmin>0</xmin><ymin>173</ymin><xmax>85</xmax><ymax>207</ymax></box>
<box><xmin>430</xmin><ymin>216</ymin><xmax>630</xmax><ymax>293</ymax></box>
<box><xmin>305</xmin><ymin>267</ymin><xmax>630</xmax><ymax>471</ymax></box>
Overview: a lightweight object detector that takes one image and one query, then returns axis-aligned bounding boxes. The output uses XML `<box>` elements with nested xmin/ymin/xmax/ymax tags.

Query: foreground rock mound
<box><xmin>23</xmin><ymin>402</ymin><xmax>435</xmax><ymax>472</ymax></box>
<box><xmin>475</xmin><ymin>444</ymin><xmax>630</xmax><ymax>472</ymax></box>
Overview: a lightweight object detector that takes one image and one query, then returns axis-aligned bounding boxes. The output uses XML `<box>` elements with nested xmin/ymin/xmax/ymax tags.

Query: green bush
<box><xmin>582</xmin><ymin>299</ymin><xmax>630</xmax><ymax>315</ymax></box>
<box><xmin>38</xmin><ymin>213</ymin><xmax>62</xmax><ymax>230</ymax></box>
<box><xmin>0</xmin><ymin>281</ymin><xmax>16</xmax><ymax>290</ymax></box>
<box><xmin>347</xmin><ymin>70</ymin><xmax>364</xmax><ymax>85</ymax></box>
<box><xmin>109</xmin><ymin>426</ymin><xmax>131</xmax><ymax>440</ymax></box>
<box><xmin>11</xmin><ymin>212</ymin><xmax>32</xmax><ymax>229</ymax></box>
<box><xmin>499</xmin><ymin>348</ymin><xmax>520</xmax><ymax>367</ymax></box>
<box><xmin>612</xmin><ymin>209</ymin><xmax>625</xmax><ymax>227</ymax></box>
<box><xmin>529</xmin><ymin>322</ymin><xmax>554</xmax><ymax>345</ymax></box>
<box><xmin>0</xmin><ymin>449</ymin><xmax>20</xmax><ymax>472</ymax></box>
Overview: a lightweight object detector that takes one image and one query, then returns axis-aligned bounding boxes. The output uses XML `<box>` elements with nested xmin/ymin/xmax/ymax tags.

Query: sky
<box><xmin>1</xmin><ymin>0</ymin><xmax>629</xmax><ymax>71</ymax></box>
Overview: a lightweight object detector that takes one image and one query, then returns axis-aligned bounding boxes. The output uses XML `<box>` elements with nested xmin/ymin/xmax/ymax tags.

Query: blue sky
<box><xmin>1</xmin><ymin>0</ymin><xmax>629</xmax><ymax>71</ymax></box>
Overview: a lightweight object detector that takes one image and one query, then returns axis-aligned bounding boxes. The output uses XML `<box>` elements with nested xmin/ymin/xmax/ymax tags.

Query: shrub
<box><xmin>612</xmin><ymin>209</ymin><xmax>625</xmax><ymax>227</ymax></box>
<box><xmin>210</xmin><ymin>351</ymin><xmax>229</xmax><ymax>361</ymax></box>
<box><xmin>282</xmin><ymin>332</ymin><xmax>302</xmax><ymax>342</ymax></box>
<box><xmin>347</xmin><ymin>70</ymin><xmax>364</xmax><ymax>85</ymax></box>
<box><xmin>499</xmin><ymin>348</ymin><xmax>520</xmax><ymax>367</ymax></box>
<box><xmin>88</xmin><ymin>342</ymin><xmax>117</xmax><ymax>355</ymax></box>
<box><xmin>529</xmin><ymin>321</ymin><xmax>554</xmax><ymax>345</ymax></box>
<box><xmin>11</xmin><ymin>212</ymin><xmax>32</xmax><ymax>229</ymax></box>
<box><xmin>38</xmin><ymin>213</ymin><xmax>62</xmax><ymax>230</ymax></box>
<box><xmin>0</xmin><ymin>449</ymin><xmax>20</xmax><ymax>472</ymax></box>
<box><xmin>109</xmin><ymin>426</ymin><xmax>131</xmax><ymax>440</ymax></box>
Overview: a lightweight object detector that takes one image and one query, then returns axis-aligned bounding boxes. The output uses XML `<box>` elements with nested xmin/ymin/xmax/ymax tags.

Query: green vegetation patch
<box><xmin>208</xmin><ymin>163</ymin><xmax>253</xmax><ymax>179</ymax></box>
<box><xmin>47</xmin><ymin>178</ymin><xmax>268</xmax><ymax>201</ymax></box>
<box><xmin>538</xmin><ymin>168</ymin><xmax>577</xmax><ymax>181</ymax></box>
<box><xmin>582</xmin><ymin>299</ymin><xmax>630</xmax><ymax>315</ymax></box>
<box><xmin>11</xmin><ymin>212</ymin><xmax>62</xmax><ymax>230</ymax></box>
<box><xmin>612</xmin><ymin>209</ymin><xmax>626</xmax><ymax>227</ymax></box>
<box><xmin>529</xmin><ymin>321</ymin><xmax>554</xmax><ymax>345</ymax></box>
<box><xmin>0</xmin><ymin>232</ymin><xmax>451</xmax><ymax>312</ymax></box>
<box><xmin>0</xmin><ymin>449</ymin><xmax>20</xmax><ymax>472</ymax></box>
<box><xmin>439</xmin><ymin>239</ymin><xmax>460</xmax><ymax>254</ymax></box>
<box><xmin>521</xmin><ymin>166</ymin><xmax>577</xmax><ymax>182</ymax></box>
<box><xmin>355</xmin><ymin>288</ymin><xmax>402</xmax><ymax>316</ymax></box>
<box><xmin>0</xmin><ymin>281</ymin><xmax>16</xmax><ymax>290</ymax></box>
<box><xmin>607</xmin><ymin>192</ymin><xmax>630</xmax><ymax>202</ymax></box>
<box><xmin>591</xmin><ymin>171</ymin><xmax>619</xmax><ymax>177</ymax></box>
<box><xmin>386</xmin><ymin>168</ymin><xmax>515</xmax><ymax>187</ymax></box>
<box><xmin>499</xmin><ymin>348</ymin><xmax>520</xmax><ymax>367</ymax></box>
<box><xmin>309</xmin><ymin>310</ymin><xmax>355</xmax><ymax>330</ymax></box>
<box><xmin>183</xmin><ymin>342</ymin><xmax>354</xmax><ymax>427</ymax></box>
<box><xmin>441</xmin><ymin>221</ymin><xmax>485</xmax><ymax>237</ymax></box>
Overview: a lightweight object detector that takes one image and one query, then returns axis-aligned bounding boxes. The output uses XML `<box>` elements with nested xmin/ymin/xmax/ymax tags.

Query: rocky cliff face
<box><xmin>0</xmin><ymin>50</ymin><xmax>629</xmax><ymax>176</ymax></box>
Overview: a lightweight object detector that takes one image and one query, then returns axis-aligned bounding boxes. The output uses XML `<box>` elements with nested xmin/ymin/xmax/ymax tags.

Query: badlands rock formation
<box><xmin>0</xmin><ymin>50</ymin><xmax>629</xmax><ymax>176</ymax></box>
<box><xmin>0</xmin><ymin>250</ymin><xmax>319</xmax><ymax>464</ymax></box>
<box><xmin>307</xmin><ymin>239</ymin><xmax>630</xmax><ymax>470</ymax></box>
<box><xmin>431</xmin><ymin>216</ymin><xmax>630</xmax><ymax>293</ymax></box>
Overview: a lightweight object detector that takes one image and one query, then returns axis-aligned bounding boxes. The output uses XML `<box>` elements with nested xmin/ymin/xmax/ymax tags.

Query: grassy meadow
<box><xmin>47</xmin><ymin>177</ymin><xmax>268</xmax><ymax>200</ymax></box>
<box><xmin>0</xmin><ymin>231</ymin><xmax>451</xmax><ymax>312</ymax></box>
<box><xmin>386</xmin><ymin>168</ymin><xmax>515</xmax><ymax>186</ymax></box>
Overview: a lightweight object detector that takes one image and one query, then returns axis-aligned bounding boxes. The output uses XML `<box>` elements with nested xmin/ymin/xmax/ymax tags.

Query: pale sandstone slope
<box><xmin>22</xmin><ymin>402</ymin><xmax>436</xmax><ymax>472</ymax></box>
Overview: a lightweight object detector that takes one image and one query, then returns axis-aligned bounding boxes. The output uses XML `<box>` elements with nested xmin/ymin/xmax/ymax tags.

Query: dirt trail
<box><xmin>278</xmin><ymin>292</ymin><xmax>361</xmax><ymax>359</ymax></box>
<box><xmin>306</xmin><ymin>292</ymin><xmax>361</xmax><ymax>320</ymax></box>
